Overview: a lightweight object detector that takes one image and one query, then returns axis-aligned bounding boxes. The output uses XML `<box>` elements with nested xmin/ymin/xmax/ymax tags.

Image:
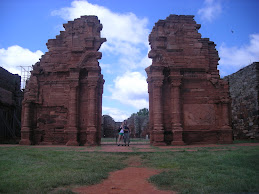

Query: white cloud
<box><xmin>110</xmin><ymin>72</ymin><xmax>148</xmax><ymax>109</ymax></box>
<box><xmin>198</xmin><ymin>0</ymin><xmax>222</xmax><ymax>22</ymax></box>
<box><xmin>51</xmin><ymin>0</ymin><xmax>150</xmax><ymax>112</ymax></box>
<box><xmin>218</xmin><ymin>33</ymin><xmax>259</xmax><ymax>77</ymax></box>
<box><xmin>102</xmin><ymin>106</ymin><xmax>130</xmax><ymax>122</ymax></box>
<box><xmin>0</xmin><ymin>45</ymin><xmax>43</xmax><ymax>75</ymax></box>
<box><xmin>51</xmin><ymin>0</ymin><xmax>150</xmax><ymax>70</ymax></box>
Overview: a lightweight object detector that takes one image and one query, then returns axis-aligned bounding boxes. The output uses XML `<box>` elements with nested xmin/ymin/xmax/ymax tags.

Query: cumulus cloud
<box><xmin>51</xmin><ymin>0</ymin><xmax>150</xmax><ymax>70</ymax></box>
<box><xmin>51</xmin><ymin>0</ymin><xmax>150</xmax><ymax>113</ymax></box>
<box><xmin>102</xmin><ymin>106</ymin><xmax>130</xmax><ymax>122</ymax></box>
<box><xmin>218</xmin><ymin>33</ymin><xmax>259</xmax><ymax>77</ymax></box>
<box><xmin>109</xmin><ymin>71</ymin><xmax>149</xmax><ymax>109</ymax></box>
<box><xmin>198</xmin><ymin>0</ymin><xmax>222</xmax><ymax>22</ymax></box>
<box><xmin>0</xmin><ymin>45</ymin><xmax>43</xmax><ymax>75</ymax></box>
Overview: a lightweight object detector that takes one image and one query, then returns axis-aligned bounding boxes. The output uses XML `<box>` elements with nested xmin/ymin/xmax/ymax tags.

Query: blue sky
<box><xmin>0</xmin><ymin>0</ymin><xmax>259</xmax><ymax>121</ymax></box>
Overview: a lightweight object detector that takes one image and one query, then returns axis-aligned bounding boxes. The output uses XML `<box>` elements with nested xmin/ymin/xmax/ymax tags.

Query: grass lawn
<box><xmin>142</xmin><ymin>146</ymin><xmax>259</xmax><ymax>194</ymax></box>
<box><xmin>0</xmin><ymin>146</ymin><xmax>127</xmax><ymax>194</ymax></box>
<box><xmin>0</xmin><ymin>144</ymin><xmax>258</xmax><ymax>194</ymax></box>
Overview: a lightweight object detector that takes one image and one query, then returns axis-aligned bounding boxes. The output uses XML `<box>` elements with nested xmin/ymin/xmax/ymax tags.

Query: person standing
<box><xmin>117</xmin><ymin>125</ymin><xmax>124</xmax><ymax>146</ymax></box>
<box><xmin>123</xmin><ymin>121</ymin><xmax>130</xmax><ymax>146</ymax></box>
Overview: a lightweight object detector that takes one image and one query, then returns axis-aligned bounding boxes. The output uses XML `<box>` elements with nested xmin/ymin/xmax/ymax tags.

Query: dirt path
<box><xmin>2</xmin><ymin>143</ymin><xmax>258</xmax><ymax>193</ymax></box>
<box><xmin>72</xmin><ymin>156</ymin><xmax>176</xmax><ymax>194</ymax></box>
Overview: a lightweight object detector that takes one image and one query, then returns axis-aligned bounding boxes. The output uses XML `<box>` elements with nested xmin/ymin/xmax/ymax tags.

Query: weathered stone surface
<box><xmin>146</xmin><ymin>15</ymin><xmax>233</xmax><ymax>145</ymax></box>
<box><xmin>20</xmin><ymin>16</ymin><xmax>106</xmax><ymax>146</ymax></box>
<box><xmin>0</xmin><ymin>67</ymin><xmax>23</xmax><ymax>143</ymax></box>
<box><xmin>224</xmin><ymin>62</ymin><xmax>259</xmax><ymax>139</ymax></box>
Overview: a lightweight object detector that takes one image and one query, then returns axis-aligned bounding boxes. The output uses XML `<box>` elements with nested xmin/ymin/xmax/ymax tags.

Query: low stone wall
<box><xmin>224</xmin><ymin>62</ymin><xmax>259</xmax><ymax>139</ymax></box>
<box><xmin>0</xmin><ymin>67</ymin><xmax>23</xmax><ymax>142</ymax></box>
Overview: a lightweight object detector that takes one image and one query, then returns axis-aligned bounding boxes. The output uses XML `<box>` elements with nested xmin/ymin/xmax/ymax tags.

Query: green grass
<box><xmin>141</xmin><ymin>147</ymin><xmax>259</xmax><ymax>194</ymax></box>
<box><xmin>233</xmin><ymin>139</ymin><xmax>259</xmax><ymax>144</ymax></box>
<box><xmin>0</xmin><ymin>145</ymin><xmax>258</xmax><ymax>194</ymax></box>
<box><xmin>0</xmin><ymin>146</ymin><xmax>126</xmax><ymax>194</ymax></box>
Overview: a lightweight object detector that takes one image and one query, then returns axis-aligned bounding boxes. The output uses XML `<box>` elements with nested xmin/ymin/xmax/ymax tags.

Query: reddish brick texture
<box><xmin>146</xmin><ymin>15</ymin><xmax>233</xmax><ymax>145</ymax></box>
<box><xmin>20</xmin><ymin>16</ymin><xmax>106</xmax><ymax>146</ymax></box>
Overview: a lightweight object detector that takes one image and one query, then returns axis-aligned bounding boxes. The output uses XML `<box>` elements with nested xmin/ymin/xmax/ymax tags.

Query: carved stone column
<box><xmin>170</xmin><ymin>75</ymin><xmax>185</xmax><ymax>145</ymax></box>
<box><xmin>97</xmin><ymin>78</ymin><xmax>104</xmax><ymax>145</ymax></box>
<box><xmin>147</xmin><ymin>78</ymin><xmax>154</xmax><ymax>143</ymax></box>
<box><xmin>86</xmin><ymin>81</ymin><xmax>98</xmax><ymax>145</ymax></box>
<box><xmin>219</xmin><ymin>98</ymin><xmax>233</xmax><ymax>143</ymax></box>
<box><xmin>20</xmin><ymin>102</ymin><xmax>32</xmax><ymax>145</ymax></box>
<box><xmin>66</xmin><ymin>83</ymin><xmax>79</xmax><ymax>146</ymax></box>
<box><xmin>152</xmin><ymin>79</ymin><xmax>166</xmax><ymax>146</ymax></box>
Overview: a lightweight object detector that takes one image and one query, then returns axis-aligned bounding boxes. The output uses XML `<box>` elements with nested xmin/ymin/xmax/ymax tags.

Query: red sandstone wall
<box><xmin>146</xmin><ymin>15</ymin><xmax>233</xmax><ymax>145</ymax></box>
<box><xmin>20</xmin><ymin>16</ymin><xmax>106</xmax><ymax>146</ymax></box>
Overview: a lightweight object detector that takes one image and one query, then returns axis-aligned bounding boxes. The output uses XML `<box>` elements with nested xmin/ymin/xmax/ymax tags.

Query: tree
<box><xmin>136</xmin><ymin>108</ymin><xmax>149</xmax><ymax>116</ymax></box>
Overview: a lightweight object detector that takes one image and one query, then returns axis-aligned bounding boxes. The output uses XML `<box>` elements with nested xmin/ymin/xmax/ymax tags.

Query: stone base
<box><xmin>39</xmin><ymin>142</ymin><xmax>53</xmax><ymax>145</ymax></box>
<box><xmin>66</xmin><ymin>140</ymin><xmax>79</xmax><ymax>146</ymax></box>
<box><xmin>19</xmin><ymin>139</ymin><xmax>32</xmax><ymax>145</ymax></box>
<box><xmin>218</xmin><ymin>128</ymin><xmax>233</xmax><ymax>144</ymax></box>
<box><xmin>152</xmin><ymin>142</ymin><xmax>167</xmax><ymax>146</ymax></box>
<box><xmin>171</xmin><ymin>141</ymin><xmax>185</xmax><ymax>146</ymax></box>
<box><xmin>86</xmin><ymin>130</ymin><xmax>98</xmax><ymax>146</ymax></box>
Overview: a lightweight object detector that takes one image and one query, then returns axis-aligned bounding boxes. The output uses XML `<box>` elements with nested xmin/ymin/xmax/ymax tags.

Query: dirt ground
<box><xmin>72</xmin><ymin>156</ymin><xmax>176</xmax><ymax>194</ymax></box>
<box><xmin>70</xmin><ymin>143</ymin><xmax>258</xmax><ymax>194</ymax></box>
<box><xmin>2</xmin><ymin>143</ymin><xmax>258</xmax><ymax>194</ymax></box>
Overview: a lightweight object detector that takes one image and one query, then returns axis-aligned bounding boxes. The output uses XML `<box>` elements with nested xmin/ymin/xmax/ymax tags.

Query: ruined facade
<box><xmin>0</xmin><ymin>67</ymin><xmax>23</xmax><ymax>143</ymax></box>
<box><xmin>146</xmin><ymin>15</ymin><xmax>233</xmax><ymax>145</ymax></box>
<box><xmin>224</xmin><ymin>62</ymin><xmax>259</xmax><ymax>139</ymax></box>
<box><xmin>20</xmin><ymin>16</ymin><xmax>106</xmax><ymax>146</ymax></box>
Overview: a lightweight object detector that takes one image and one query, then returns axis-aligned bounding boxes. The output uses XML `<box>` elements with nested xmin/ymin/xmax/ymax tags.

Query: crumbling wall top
<box><xmin>148</xmin><ymin>14</ymin><xmax>219</xmax><ymax>73</ymax></box>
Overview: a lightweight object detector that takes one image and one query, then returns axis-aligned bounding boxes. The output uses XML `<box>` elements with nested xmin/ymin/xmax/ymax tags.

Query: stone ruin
<box><xmin>20</xmin><ymin>16</ymin><xmax>106</xmax><ymax>146</ymax></box>
<box><xmin>0</xmin><ymin>67</ymin><xmax>23</xmax><ymax>143</ymax></box>
<box><xmin>146</xmin><ymin>15</ymin><xmax>233</xmax><ymax>145</ymax></box>
<box><xmin>19</xmin><ymin>14</ymin><xmax>234</xmax><ymax>146</ymax></box>
<box><xmin>224</xmin><ymin>62</ymin><xmax>259</xmax><ymax>139</ymax></box>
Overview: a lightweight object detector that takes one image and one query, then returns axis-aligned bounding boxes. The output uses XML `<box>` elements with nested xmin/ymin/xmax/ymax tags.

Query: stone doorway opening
<box><xmin>20</xmin><ymin>15</ymin><xmax>233</xmax><ymax>147</ymax></box>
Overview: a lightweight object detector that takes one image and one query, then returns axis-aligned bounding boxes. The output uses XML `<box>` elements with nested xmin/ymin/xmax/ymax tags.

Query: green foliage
<box><xmin>142</xmin><ymin>147</ymin><xmax>259</xmax><ymax>194</ymax></box>
<box><xmin>136</xmin><ymin>108</ymin><xmax>149</xmax><ymax>116</ymax></box>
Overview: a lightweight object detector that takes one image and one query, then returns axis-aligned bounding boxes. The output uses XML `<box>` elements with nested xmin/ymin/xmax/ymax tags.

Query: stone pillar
<box><xmin>66</xmin><ymin>83</ymin><xmax>79</xmax><ymax>146</ymax></box>
<box><xmin>86</xmin><ymin>81</ymin><xmax>98</xmax><ymax>145</ymax></box>
<box><xmin>170</xmin><ymin>75</ymin><xmax>185</xmax><ymax>145</ymax></box>
<box><xmin>97</xmin><ymin>79</ymin><xmax>104</xmax><ymax>145</ymax></box>
<box><xmin>20</xmin><ymin>102</ymin><xmax>32</xmax><ymax>145</ymax></box>
<box><xmin>147</xmin><ymin>78</ymin><xmax>154</xmax><ymax>144</ymax></box>
<box><xmin>219</xmin><ymin>98</ymin><xmax>233</xmax><ymax>143</ymax></box>
<box><xmin>152</xmin><ymin>79</ymin><xmax>166</xmax><ymax>146</ymax></box>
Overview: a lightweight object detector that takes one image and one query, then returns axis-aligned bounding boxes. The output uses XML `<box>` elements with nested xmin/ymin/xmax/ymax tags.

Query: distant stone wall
<box><xmin>0</xmin><ymin>67</ymin><xmax>23</xmax><ymax>142</ymax></box>
<box><xmin>224</xmin><ymin>62</ymin><xmax>259</xmax><ymax>139</ymax></box>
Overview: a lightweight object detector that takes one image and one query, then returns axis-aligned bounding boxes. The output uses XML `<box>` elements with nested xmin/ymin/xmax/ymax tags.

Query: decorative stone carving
<box><xmin>146</xmin><ymin>15</ymin><xmax>233</xmax><ymax>145</ymax></box>
<box><xmin>20</xmin><ymin>16</ymin><xmax>106</xmax><ymax>146</ymax></box>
